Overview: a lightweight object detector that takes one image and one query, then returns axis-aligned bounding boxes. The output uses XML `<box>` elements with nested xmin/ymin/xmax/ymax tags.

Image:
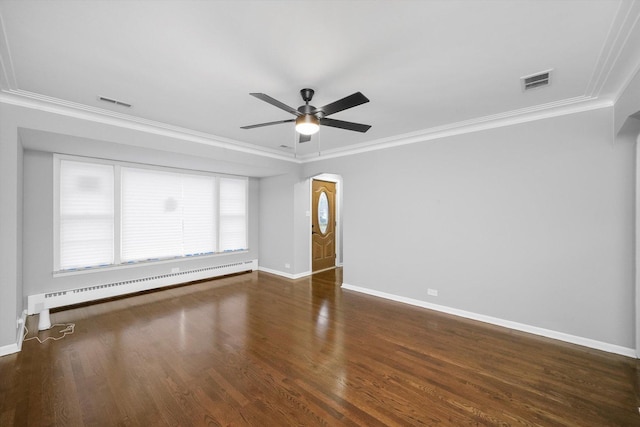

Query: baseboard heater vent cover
<box><xmin>27</xmin><ymin>259</ymin><xmax>258</xmax><ymax>314</ymax></box>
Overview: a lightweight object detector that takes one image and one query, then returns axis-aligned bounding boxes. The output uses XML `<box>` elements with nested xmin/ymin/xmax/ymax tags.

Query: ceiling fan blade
<box><xmin>250</xmin><ymin>93</ymin><xmax>302</xmax><ymax>116</ymax></box>
<box><xmin>240</xmin><ymin>119</ymin><xmax>294</xmax><ymax>129</ymax></box>
<box><xmin>299</xmin><ymin>133</ymin><xmax>312</xmax><ymax>143</ymax></box>
<box><xmin>320</xmin><ymin>118</ymin><xmax>371</xmax><ymax>133</ymax></box>
<box><xmin>313</xmin><ymin>92</ymin><xmax>369</xmax><ymax>116</ymax></box>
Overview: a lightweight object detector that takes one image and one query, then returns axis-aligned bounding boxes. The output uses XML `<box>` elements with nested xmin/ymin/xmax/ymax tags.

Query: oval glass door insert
<box><xmin>318</xmin><ymin>191</ymin><xmax>329</xmax><ymax>234</ymax></box>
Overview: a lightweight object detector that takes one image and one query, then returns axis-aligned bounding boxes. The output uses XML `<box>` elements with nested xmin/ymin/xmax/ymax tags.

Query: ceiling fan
<box><xmin>241</xmin><ymin>88</ymin><xmax>371</xmax><ymax>143</ymax></box>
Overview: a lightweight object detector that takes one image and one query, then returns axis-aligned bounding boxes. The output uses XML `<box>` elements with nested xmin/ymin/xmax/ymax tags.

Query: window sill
<box><xmin>53</xmin><ymin>250</ymin><xmax>250</xmax><ymax>278</ymax></box>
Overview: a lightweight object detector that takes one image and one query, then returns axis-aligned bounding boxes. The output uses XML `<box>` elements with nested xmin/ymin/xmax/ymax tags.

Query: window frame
<box><xmin>53</xmin><ymin>154</ymin><xmax>249</xmax><ymax>275</ymax></box>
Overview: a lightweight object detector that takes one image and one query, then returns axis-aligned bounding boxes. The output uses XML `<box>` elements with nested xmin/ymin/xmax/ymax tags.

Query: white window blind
<box><xmin>56</xmin><ymin>156</ymin><xmax>248</xmax><ymax>272</ymax></box>
<box><xmin>59</xmin><ymin>160</ymin><xmax>114</xmax><ymax>270</ymax></box>
<box><xmin>219</xmin><ymin>177</ymin><xmax>248</xmax><ymax>252</ymax></box>
<box><xmin>183</xmin><ymin>174</ymin><xmax>217</xmax><ymax>256</ymax></box>
<box><xmin>121</xmin><ymin>168</ymin><xmax>217</xmax><ymax>262</ymax></box>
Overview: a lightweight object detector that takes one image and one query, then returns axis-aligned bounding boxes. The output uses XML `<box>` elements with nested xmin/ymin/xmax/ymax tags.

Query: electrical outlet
<box><xmin>285</xmin><ymin>263</ymin><xmax>291</xmax><ymax>269</ymax></box>
<box><xmin>16</xmin><ymin>317</ymin><xmax>23</xmax><ymax>328</ymax></box>
<box><xmin>427</xmin><ymin>288</ymin><xmax>438</xmax><ymax>297</ymax></box>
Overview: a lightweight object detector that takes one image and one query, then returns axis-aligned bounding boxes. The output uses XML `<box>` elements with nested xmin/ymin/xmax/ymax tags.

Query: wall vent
<box><xmin>98</xmin><ymin>96</ymin><xmax>132</xmax><ymax>108</ymax></box>
<box><xmin>27</xmin><ymin>259</ymin><xmax>258</xmax><ymax>314</ymax></box>
<box><xmin>521</xmin><ymin>70</ymin><xmax>552</xmax><ymax>91</ymax></box>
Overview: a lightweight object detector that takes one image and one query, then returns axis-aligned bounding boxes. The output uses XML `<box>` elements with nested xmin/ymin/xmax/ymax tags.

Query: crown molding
<box><xmin>0</xmin><ymin>10</ymin><xmax>17</xmax><ymax>90</ymax></box>
<box><xmin>300</xmin><ymin>96</ymin><xmax>613</xmax><ymax>163</ymax></box>
<box><xmin>0</xmin><ymin>89</ymin><xmax>300</xmax><ymax>163</ymax></box>
<box><xmin>0</xmin><ymin>2</ymin><xmax>636</xmax><ymax>166</ymax></box>
<box><xmin>612</xmin><ymin>2</ymin><xmax>640</xmax><ymax>103</ymax></box>
<box><xmin>586</xmin><ymin>0</ymin><xmax>640</xmax><ymax>98</ymax></box>
<box><xmin>1</xmin><ymin>89</ymin><xmax>615</xmax><ymax>166</ymax></box>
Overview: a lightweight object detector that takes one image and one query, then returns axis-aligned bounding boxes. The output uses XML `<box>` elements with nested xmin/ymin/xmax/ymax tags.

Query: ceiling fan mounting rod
<box><xmin>300</xmin><ymin>88</ymin><xmax>314</xmax><ymax>103</ymax></box>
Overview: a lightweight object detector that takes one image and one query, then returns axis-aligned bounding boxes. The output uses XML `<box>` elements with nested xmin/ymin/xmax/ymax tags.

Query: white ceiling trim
<box><xmin>1</xmin><ymin>88</ymin><xmax>614</xmax><ymax>165</ymax></box>
<box><xmin>0</xmin><ymin>1</ymin><xmax>638</xmax><ymax>166</ymax></box>
<box><xmin>0</xmin><ymin>11</ymin><xmax>16</xmax><ymax>90</ymax></box>
<box><xmin>0</xmin><ymin>89</ymin><xmax>299</xmax><ymax>163</ymax></box>
<box><xmin>301</xmin><ymin>96</ymin><xmax>613</xmax><ymax>163</ymax></box>
<box><xmin>612</xmin><ymin>2</ymin><xmax>640</xmax><ymax>103</ymax></box>
<box><xmin>586</xmin><ymin>0</ymin><xmax>640</xmax><ymax>98</ymax></box>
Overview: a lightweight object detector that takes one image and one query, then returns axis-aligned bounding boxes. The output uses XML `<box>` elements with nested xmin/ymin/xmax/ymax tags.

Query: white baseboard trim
<box><xmin>16</xmin><ymin>310</ymin><xmax>27</xmax><ymax>351</ymax></box>
<box><xmin>28</xmin><ymin>260</ymin><xmax>258</xmax><ymax>315</ymax></box>
<box><xmin>258</xmin><ymin>266</ymin><xmax>311</xmax><ymax>280</ymax></box>
<box><xmin>0</xmin><ymin>310</ymin><xmax>28</xmax><ymax>357</ymax></box>
<box><xmin>0</xmin><ymin>343</ymin><xmax>20</xmax><ymax>357</ymax></box>
<box><xmin>341</xmin><ymin>283</ymin><xmax>637</xmax><ymax>359</ymax></box>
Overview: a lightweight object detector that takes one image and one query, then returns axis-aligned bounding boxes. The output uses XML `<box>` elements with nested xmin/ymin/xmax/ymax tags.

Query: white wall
<box><xmin>303</xmin><ymin>107</ymin><xmax>636</xmax><ymax>351</ymax></box>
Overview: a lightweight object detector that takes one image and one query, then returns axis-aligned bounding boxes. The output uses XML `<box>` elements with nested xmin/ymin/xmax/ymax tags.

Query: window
<box><xmin>58</xmin><ymin>160</ymin><xmax>115</xmax><ymax>270</ymax></box>
<box><xmin>55</xmin><ymin>156</ymin><xmax>248</xmax><ymax>272</ymax></box>
<box><xmin>219</xmin><ymin>178</ymin><xmax>248</xmax><ymax>252</ymax></box>
<box><xmin>121</xmin><ymin>168</ymin><xmax>217</xmax><ymax>262</ymax></box>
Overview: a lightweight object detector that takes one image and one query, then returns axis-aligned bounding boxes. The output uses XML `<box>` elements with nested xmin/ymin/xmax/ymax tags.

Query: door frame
<box><xmin>636</xmin><ymin>135</ymin><xmax>640</xmax><ymax>357</ymax></box>
<box><xmin>309</xmin><ymin>174</ymin><xmax>342</xmax><ymax>273</ymax></box>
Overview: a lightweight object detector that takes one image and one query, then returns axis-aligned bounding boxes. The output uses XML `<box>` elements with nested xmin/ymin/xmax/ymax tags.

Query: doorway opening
<box><xmin>310</xmin><ymin>175</ymin><xmax>342</xmax><ymax>273</ymax></box>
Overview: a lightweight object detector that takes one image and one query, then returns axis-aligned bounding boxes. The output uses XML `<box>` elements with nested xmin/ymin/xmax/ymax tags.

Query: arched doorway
<box><xmin>310</xmin><ymin>174</ymin><xmax>342</xmax><ymax>274</ymax></box>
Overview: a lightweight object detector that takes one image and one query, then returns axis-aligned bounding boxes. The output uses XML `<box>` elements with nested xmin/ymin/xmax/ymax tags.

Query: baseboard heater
<box><xmin>27</xmin><ymin>259</ymin><xmax>258</xmax><ymax>315</ymax></box>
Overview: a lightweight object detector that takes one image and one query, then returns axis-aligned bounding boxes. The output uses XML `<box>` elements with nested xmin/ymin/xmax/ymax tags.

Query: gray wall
<box><xmin>0</xmin><ymin>102</ymin><xmax>295</xmax><ymax>350</ymax></box>
<box><xmin>615</xmin><ymin>67</ymin><xmax>640</xmax><ymax>355</ymax></box>
<box><xmin>16</xmin><ymin>134</ymin><xmax>23</xmax><ymax>328</ymax></box>
<box><xmin>302</xmin><ymin>107</ymin><xmax>636</xmax><ymax>349</ymax></box>
<box><xmin>259</xmin><ymin>172</ymin><xmax>297</xmax><ymax>274</ymax></box>
<box><xmin>0</xmin><ymin>104</ymin><xmax>22</xmax><ymax>348</ymax></box>
<box><xmin>293</xmin><ymin>177</ymin><xmax>311</xmax><ymax>274</ymax></box>
<box><xmin>2</xmin><ymin>96</ymin><xmax>638</xmax><ymax>354</ymax></box>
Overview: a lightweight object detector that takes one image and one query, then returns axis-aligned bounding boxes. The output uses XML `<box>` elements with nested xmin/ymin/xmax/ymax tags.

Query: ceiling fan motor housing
<box><xmin>299</xmin><ymin>88</ymin><xmax>321</xmax><ymax>118</ymax></box>
<box><xmin>298</xmin><ymin>104</ymin><xmax>316</xmax><ymax>115</ymax></box>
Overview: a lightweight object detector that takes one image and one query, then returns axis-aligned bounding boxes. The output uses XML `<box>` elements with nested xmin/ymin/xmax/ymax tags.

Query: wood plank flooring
<box><xmin>1</xmin><ymin>268</ymin><xmax>638</xmax><ymax>426</ymax></box>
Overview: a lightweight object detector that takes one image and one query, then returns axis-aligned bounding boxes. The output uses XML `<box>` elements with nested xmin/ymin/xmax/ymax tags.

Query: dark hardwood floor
<box><xmin>1</xmin><ymin>268</ymin><xmax>638</xmax><ymax>426</ymax></box>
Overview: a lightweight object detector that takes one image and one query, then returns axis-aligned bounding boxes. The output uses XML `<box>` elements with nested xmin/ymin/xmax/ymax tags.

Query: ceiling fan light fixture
<box><xmin>295</xmin><ymin>115</ymin><xmax>320</xmax><ymax>135</ymax></box>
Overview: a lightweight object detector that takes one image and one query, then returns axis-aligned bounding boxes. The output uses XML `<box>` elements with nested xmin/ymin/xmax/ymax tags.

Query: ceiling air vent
<box><xmin>521</xmin><ymin>70</ymin><xmax>552</xmax><ymax>91</ymax></box>
<box><xmin>98</xmin><ymin>96</ymin><xmax>132</xmax><ymax>108</ymax></box>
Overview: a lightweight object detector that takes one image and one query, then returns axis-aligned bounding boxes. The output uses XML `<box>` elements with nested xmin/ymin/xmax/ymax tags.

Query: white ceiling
<box><xmin>1</xmin><ymin>0</ymin><xmax>639</xmax><ymax>160</ymax></box>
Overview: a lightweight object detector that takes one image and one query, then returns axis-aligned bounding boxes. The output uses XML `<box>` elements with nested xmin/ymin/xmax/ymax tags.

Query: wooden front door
<box><xmin>312</xmin><ymin>179</ymin><xmax>336</xmax><ymax>272</ymax></box>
